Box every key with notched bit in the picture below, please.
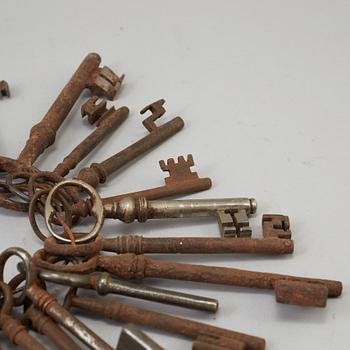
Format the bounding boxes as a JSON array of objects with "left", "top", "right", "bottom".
[
  {"left": 43, "top": 179, "right": 256, "bottom": 243},
  {"left": 70, "top": 154, "right": 212, "bottom": 218}
]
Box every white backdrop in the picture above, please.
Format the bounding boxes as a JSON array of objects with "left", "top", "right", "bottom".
[{"left": 0, "top": 1, "right": 349, "bottom": 349}]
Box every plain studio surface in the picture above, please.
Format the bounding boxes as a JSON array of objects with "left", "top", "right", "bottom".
[{"left": 0, "top": 1, "right": 348, "bottom": 349}]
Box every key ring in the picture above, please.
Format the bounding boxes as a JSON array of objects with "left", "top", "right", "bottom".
[
  {"left": 0, "top": 247, "right": 34, "bottom": 306},
  {"left": 45, "top": 179, "right": 104, "bottom": 243}
]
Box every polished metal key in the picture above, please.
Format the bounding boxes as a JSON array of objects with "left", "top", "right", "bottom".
[
  {"left": 44, "top": 179, "right": 257, "bottom": 243},
  {"left": 38, "top": 269, "right": 218, "bottom": 313}
]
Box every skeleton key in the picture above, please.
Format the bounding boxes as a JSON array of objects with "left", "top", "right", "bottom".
[
  {"left": 63, "top": 289, "right": 265, "bottom": 350},
  {"left": 6, "top": 103, "right": 129, "bottom": 206},
  {"left": 33, "top": 251, "right": 342, "bottom": 308},
  {"left": 0, "top": 281, "right": 47, "bottom": 350},
  {"left": 117, "top": 324, "right": 165, "bottom": 350},
  {"left": 193, "top": 335, "right": 246, "bottom": 350},
  {"left": 38, "top": 269, "right": 219, "bottom": 312},
  {"left": 75, "top": 99, "right": 184, "bottom": 188},
  {"left": 43, "top": 234, "right": 294, "bottom": 256},
  {"left": 70, "top": 154, "right": 212, "bottom": 218},
  {"left": 44, "top": 179, "right": 256, "bottom": 243},
  {"left": 16, "top": 53, "right": 123, "bottom": 171},
  {"left": 0, "top": 247, "right": 115, "bottom": 350},
  {"left": 7, "top": 272, "right": 83, "bottom": 350}
]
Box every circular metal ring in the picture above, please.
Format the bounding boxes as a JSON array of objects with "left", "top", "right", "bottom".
[
  {"left": 45, "top": 179, "right": 104, "bottom": 243},
  {"left": 29, "top": 188, "right": 73, "bottom": 242},
  {"left": 0, "top": 247, "right": 33, "bottom": 306},
  {"left": 5, "top": 172, "right": 32, "bottom": 202}
]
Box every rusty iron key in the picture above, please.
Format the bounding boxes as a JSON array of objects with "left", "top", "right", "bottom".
[
  {"left": 0, "top": 247, "right": 115, "bottom": 350},
  {"left": 44, "top": 179, "right": 256, "bottom": 243},
  {"left": 0, "top": 80, "right": 10, "bottom": 98},
  {"left": 7, "top": 272, "right": 83, "bottom": 350},
  {"left": 0, "top": 281, "right": 47, "bottom": 350},
  {"left": 38, "top": 269, "right": 219, "bottom": 312},
  {"left": 16, "top": 53, "right": 123, "bottom": 171},
  {"left": 75, "top": 99, "right": 184, "bottom": 188},
  {"left": 33, "top": 250, "right": 342, "bottom": 308},
  {"left": 63, "top": 289, "right": 265, "bottom": 350},
  {"left": 69, "top": 154, "right": 212, "bottom": 219},
  {"left": 43, "top": 235, "right": 294, "bottom": 256}
]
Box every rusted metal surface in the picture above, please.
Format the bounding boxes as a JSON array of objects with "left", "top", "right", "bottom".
[
  {"left": 0, "top": 282, "right": 47, "bottom": 350},
  {"left": 0, "top": 247, "right": 114, "bottom": 350},
  {"left": 53, "top": 105, "right": 129, "bottom": 177},
  {"left": 76, "top": 100, "right": 184, "bottom": 188},
  {"left": 0, "top": 80, "right": 10, "bottom": 97},
  {"left": 81, "top": 95, "right": 108, "bottom": 124},
  {"left": 64, "top": 289, "right": 265, "bottom": 350},
  {"left": 193, "top": 335, "right": 246, "bottom": 350},
  {"left": 262, "top": 214, "right": 291, "bottom": 239},
  {"left": 22, "top": 305, "right": 83, "bottom": 350},
  {"left": 43, "top": 235, "right": 294, "bottom": 256},
  {"left": 33, "top": 251, "right": 342, "bottom": 307},
  {"left": 16, "top": 53, "right": 123, "bottom": 171},
  {"left": 70, "top": 154, "right": 212, "bottom": 218}
]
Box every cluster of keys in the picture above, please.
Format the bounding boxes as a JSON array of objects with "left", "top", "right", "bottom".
[{"left": 0, "top": 53, "right": 343, "bottom": 350}]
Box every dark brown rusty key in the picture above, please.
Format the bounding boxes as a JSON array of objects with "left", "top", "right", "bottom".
[
  {"left": 0, "top": 80, "right": 10, "bottom": 98},
  {"left": 0, "top": 247, "right": 115, "bottom": 350},
  {"left": 75, "top": 99, "right": 184, "bottom": 188},
  {"left": 0, "top": 282, "right": 47, "bottom": 350},
  {"left": 43, "top": 235, "right": 294, "bottom": 256},
  {"left": 71, "top": 154, "right": 212, "bottom": 218},
  {"left": 63, "top": 289, "right": 265, "bottom": 350},
  {"left": 262, "top": 214, "right": 291, "bottom": 239},
  {"left": 16, "top": 53, "right": 123, "bottom": 171},
  {"left": 33, "top": 251, "right": 342, "bottom": 308},
  {"left": 53, "top": 104, "right": 129, "bottom": 177}
]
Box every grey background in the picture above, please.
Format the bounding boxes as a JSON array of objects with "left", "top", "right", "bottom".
[{"left": 0, "top": 1, "right": 349, "bottom": 349}]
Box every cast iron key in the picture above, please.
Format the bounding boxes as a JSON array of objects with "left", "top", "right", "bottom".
[{"left": 44, "top": 179, "right": 256, "bottom": 243}]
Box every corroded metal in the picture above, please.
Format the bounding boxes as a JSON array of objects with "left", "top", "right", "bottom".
[
  {"left": 0, "top": 80, "right": 10, "bottom": 97},
  {"left": 75, "top": 99, "right": 184, "bottom": 188},
  {"left": 0, "top": 282, "right": 47, "bottom": 350},
  {"left": 262, "top": 214, "right": 291, "bottom": 239},
  {"left": 33, "top": 251, "right": 342, "bottom": 307},
  {"left": 16, "top": 53, "right": 123, "bottom": 171},
  {"left": 43, "top": 235, "right": 294, "bottom": 256},
  {"left": 63, "top": 289, "right": 265, "bottom": 350},
  {"left": 39, "top": 270, "right": 219, "bottom": 312},
  {"left": 0, "top": 247, "right": 114, "bottom": 350},
  {"left": 53, "top": 105, "right": 129, "bottom": 177}
]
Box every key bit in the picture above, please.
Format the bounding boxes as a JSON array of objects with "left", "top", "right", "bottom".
[
  {"left": 0, "top": 80, "right": 10, "bottom": 98},
  {"left": 217, "top": 209, "right": 252, "bottom": 238},
  {"left": 262, "top": 214, "right": 291, "bottom": 239},
  {"left": 159, "top": 154, "right": 199, "bottom": 185},
  {"left": 140, "top": 99, "right": 166, "bottom": 132},
  {"left": 87, "top": 66, "right": 124, "bottom": 100},
  {"left": 117, "top": 324, "right": 165, "bottom": 350},
  {"left": 81, "top": 96, "right": 108, "bottom": 125}
]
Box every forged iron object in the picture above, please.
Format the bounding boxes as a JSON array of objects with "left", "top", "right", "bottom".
[
  {"left": 117, "top": 324, "right": 165, "bottom": 350},
  {"left": 63, "top": 289, "right": 265, "bottom": 350},
  {"left": 43, "top": 234, "right": 294, "bottom": 256},
  {"left": 193, "top": 335, "right": 246, "bottom": 350},
  {"left": 0, "top": 247, "right": 115, "bottom": 350},
  {"left": 34, "top": 250, "right": 342, "bottom": 308},
  {"left": 38, "top": 269, "right": 219, "bottom": 313},
  {"left": 0, "top": 53, "right": 124, "bottom": 211},
  {"left": 0, "top": 282, "right": 47, "bottom": 350},
  {"left": 44, "top": 179, "right": 256, "bottom": 243},
  {"left": 0, "top": 80, "right": 10, "bottom": 97}
]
